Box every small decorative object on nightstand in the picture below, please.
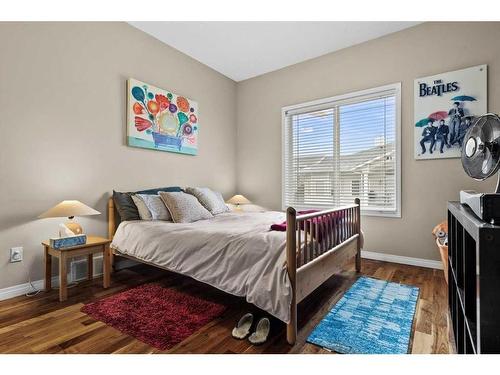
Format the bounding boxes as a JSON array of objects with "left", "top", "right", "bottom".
[
  {"left": 38, "top": 200, "right": 100, "bottom": 236},
  {"left": 42, "top": 236, "right": 112, "bottom": 302},
  {"left": 227, "top": 194, "right": 251, "bottom": 211}
]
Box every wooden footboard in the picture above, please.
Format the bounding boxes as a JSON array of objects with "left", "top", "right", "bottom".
[{"left": 286, "top": 198, "right": 361, "bottom": 345}]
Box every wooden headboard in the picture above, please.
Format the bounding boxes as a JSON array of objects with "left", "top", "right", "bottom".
[{"left": 108, "top": 197, "right": 117, "bottom": 239}]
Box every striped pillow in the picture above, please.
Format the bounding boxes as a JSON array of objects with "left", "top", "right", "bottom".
[
  {"left": 136, "top": 194, "right": 172, "bottom": 221},
  {"left": 131, "top": 195, "right": 153, "bottom": 221}
]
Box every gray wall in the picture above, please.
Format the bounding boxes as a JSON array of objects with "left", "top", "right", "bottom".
[
  {"left": 236, "top": 22, "right": 499, "bottom": 261},
  {"left": 1, "top": 22, "right": 499, "bottom": 291},
  {"left": 0, "top": 22, "right": 237, "bottom": 289}
]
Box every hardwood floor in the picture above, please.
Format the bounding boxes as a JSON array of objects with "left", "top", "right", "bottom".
[{"left": 0, "top": 259, "right": 453, "bottom": 354}]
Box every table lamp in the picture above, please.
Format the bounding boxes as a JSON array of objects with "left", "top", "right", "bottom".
[
  {"left": 227, "top": 194, "right": 251, "bottom": 211},
  {"left": 38, "top": 200, "right": 100, "bottom": 235}
]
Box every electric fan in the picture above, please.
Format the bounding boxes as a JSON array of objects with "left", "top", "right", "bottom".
[{"left": 460, "top": 113, "right": 500, "bottom": 224}]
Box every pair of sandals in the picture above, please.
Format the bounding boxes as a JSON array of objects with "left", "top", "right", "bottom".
[{"left": 231, "top": 313, "right": 270, "bottom": 345}]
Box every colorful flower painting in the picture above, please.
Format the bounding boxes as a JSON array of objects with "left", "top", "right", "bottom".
[{"left": 127, "top": 78, "right": 199, "bottom": 155}]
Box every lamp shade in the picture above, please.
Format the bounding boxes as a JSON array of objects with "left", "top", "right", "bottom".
[
  {"left": 38, "top": 200, "right": 100, "bottom": 219},
  {"left": 226, "top": 194, "right": 251, "bottom": 205}
]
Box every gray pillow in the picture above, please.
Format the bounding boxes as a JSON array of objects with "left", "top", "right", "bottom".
[
  {"left": 159, "top": 191, "right": 213, "bottom": 223},
  {"left": 136, "top": 194, "right": 172, "bottom": 221},
  {"left": 131, "top": 195, "right": 153, "bottom": 220},
  {"left": 185, "top": 187, "right": 229, "bottom": 215}
]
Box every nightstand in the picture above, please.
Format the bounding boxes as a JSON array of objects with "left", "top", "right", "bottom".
[{"left": 42, "top": 236, "right": 112, "bottom": 301}]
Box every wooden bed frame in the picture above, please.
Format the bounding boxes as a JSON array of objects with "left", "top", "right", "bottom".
[{"left": 107, "top": 197, "right": 361, "bottom": 345}]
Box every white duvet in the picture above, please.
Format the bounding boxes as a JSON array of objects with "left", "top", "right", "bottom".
[{"left": 111, "top": 211, "right": 293, "bottom": 322}]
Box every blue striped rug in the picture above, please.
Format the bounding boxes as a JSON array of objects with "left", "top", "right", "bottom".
[{"left": 307, "top": 276, "right": 419, "bottom": 354}]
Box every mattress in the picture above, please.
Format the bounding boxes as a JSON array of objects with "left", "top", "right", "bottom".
[{"left": 110, "top": 211, "right": 293, "bottom": 322}]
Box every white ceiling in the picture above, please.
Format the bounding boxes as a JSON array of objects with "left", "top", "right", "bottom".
[{"left": 129, "top": 22, "right": 420, "bottom": 82}]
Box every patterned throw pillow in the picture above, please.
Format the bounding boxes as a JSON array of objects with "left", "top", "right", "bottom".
[
  {"left": 159, "top": 191, "right": 213, "bottom": 223},
  {"left": 131, "top": 195, "right": 153, "bottom": 220},
  {"left": 185, "top": 187, "right": 230, "bottom": 215},
  {"left": 136, "top": 194, "right": 172, "bottom": 221}
]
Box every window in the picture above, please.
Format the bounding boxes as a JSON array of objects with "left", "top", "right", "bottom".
[{"left": 282, "top": 83, "right": 401, "bottom": 217}]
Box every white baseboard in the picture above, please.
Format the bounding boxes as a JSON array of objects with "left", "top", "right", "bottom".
[
  {"left": 0, "top": 255, "right": 137, "bottom": 302},
  {"left": 0, "top": 276, "right": 60, "bottom": 301},
  {"left": 362, "top": 250, "right": 443, "bottom": 270},
  {"left": 0, "top": 250, "right": 442, "bottom": 301},
  {"left": 0, "top": 254, "right": 110, "bottom": 301},
  {"left": 0, "top": 257, "right": 107, "bottom": 301}
]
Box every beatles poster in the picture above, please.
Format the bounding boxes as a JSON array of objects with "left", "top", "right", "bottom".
[{"left": 414, "top": 65, "right": 487, "bottom": 160}]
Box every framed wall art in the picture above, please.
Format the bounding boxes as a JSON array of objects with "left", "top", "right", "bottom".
[
  {"left": 127, "top": 78, "right": 199, "bottom": 155},
  {"left": 414, "top": 65, "right": 487, "bottom": 160}
]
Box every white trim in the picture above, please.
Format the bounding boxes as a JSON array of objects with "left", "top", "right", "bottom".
[
  {"left": 0, "top": 254, "right": 111, "bottom": 301},
  {"left": 0, "top": 276, "right": 60, "bottom": 301},
  {"left": 0, "top": 256, "right": 102, "bottom": 301},
  {"left": 282, "top": 83, "right": 401, "bottom": 115},
  {"left": 0, "top": 256, "right": 138, "bottom": 301},
  {"left": 0, "top": 250, "right": 441, "bottom": 301},
  {"left": 281, "top": 82, "right": 402, "bottom": 218},
  {"left": 0, "top": 281, "right": 41, "bottom": 301},
  {"left": 281, "top": 105, "right": 286, "bottom": 212},
  {"left": 361, "top": 250, "right": 443, "bottom": 270}
]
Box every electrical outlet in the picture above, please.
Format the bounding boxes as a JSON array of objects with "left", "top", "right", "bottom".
[{"left": 10, "top": 247, "right": 23, "bottom": 263}]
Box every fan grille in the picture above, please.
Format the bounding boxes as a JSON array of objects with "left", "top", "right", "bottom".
[{"left": 461, "top": 113, "right": 500, "bottom": 181}]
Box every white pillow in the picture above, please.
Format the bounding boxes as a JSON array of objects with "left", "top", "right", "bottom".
[{"left": 136, "top": 194, "right": 172, "bottom": 221}]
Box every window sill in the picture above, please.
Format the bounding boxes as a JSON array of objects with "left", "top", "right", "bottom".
[{"left": 361, "top": 210, "right": 401, "bottom": 218}]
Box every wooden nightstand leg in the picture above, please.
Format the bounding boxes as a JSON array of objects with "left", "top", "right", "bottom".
[
  {"left": 59, "top": 253, "right": 68, "bottom": 302},
  {"left": 87, "top": 253, "right": 93, "bottom": 280},
  {"left": 110, "top": 249, "right": 115, "bottom": 273},
  {"left": 44, "top": 246, "right": 52, "bottom": 291},
  {"left": 103, "top": 244, "right": 111, "bottom": 288}
]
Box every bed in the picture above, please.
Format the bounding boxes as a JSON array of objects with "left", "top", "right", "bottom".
[{"left": 107, "top": 197, "right": 361, "bottom": 345}]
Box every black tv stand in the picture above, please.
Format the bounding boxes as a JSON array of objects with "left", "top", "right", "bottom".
[{"left": 448, "top": 202, "right": 500, "bottom": 353}]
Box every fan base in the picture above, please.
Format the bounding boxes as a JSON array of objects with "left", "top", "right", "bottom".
[{"left": 460, "top": 188, "right": 500, "bottom": 225}]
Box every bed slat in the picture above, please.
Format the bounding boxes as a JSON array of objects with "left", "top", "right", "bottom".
[{"left": 286, "top": 200, "right": 361, "bottom": 345}]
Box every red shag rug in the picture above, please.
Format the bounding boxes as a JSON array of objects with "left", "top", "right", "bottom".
[{"left": 81, "top": 283, "right": 227, "bottom": 350}]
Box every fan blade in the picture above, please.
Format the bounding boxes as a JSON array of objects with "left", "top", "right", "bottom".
[{"left": 482, "top": 148, "right": 493, "bottom": 175}]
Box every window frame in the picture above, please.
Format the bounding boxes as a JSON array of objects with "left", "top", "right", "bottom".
[{"left": 281, "top": 82, "right": 402, "bottom": 218}]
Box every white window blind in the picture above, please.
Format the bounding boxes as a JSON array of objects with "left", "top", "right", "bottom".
[{"left": 282, "top": 83, "right": 401, "bottom": 217}]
